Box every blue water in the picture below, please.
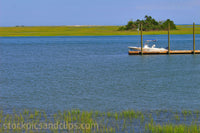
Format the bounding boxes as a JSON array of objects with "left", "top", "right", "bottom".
[{"left": 0, "top": 35, "right": 200, "bottom": 112}]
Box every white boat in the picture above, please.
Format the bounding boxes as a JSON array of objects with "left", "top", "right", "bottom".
[{"left": 128, "top": 40, "right": 168, "bottom": 52}]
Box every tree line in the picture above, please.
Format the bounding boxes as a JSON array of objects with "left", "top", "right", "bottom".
[{"left": 118, "top": 15, "right": 176, "bottom": 31}]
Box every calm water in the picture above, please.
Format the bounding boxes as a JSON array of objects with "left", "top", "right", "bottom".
[{"left": 0, "top": 35, "right": 200, "bottom": 113}]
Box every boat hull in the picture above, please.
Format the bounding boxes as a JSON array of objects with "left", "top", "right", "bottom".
[{"left": 128, "top": 47, "right": 168, "bottom": 52}]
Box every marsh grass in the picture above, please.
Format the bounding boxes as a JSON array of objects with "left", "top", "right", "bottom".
[
  {"left": 0, "top": 109, "right": 200, "bottom": 133},
  {"left": 0, "top": 25, "right": 199, "bottom": 37}
]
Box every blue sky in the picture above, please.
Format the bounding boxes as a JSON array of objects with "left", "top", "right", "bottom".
[{"left": 0, "top": 0, "right": 199, "bottom": 26}]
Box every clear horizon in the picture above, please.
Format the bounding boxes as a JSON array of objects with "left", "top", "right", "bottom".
[
  {"left": 0, "top": 0, "right": 200, "bottom": 27},
  {"left": 1, "top": 24, "right": 200, "bottom": 28}
]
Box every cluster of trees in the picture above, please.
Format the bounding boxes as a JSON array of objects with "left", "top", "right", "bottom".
[
  {"left": 118, "top": 15, "right": 176, "bottom": 31},
  {"left": 16, "top": 25, "right": 25, "bottom": 27}
]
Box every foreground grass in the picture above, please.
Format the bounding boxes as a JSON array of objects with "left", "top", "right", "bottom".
[
  {"left": 1, "top": 109, "right": 200, "bottom": 133},
  {"left": 0, "top": 25, "right": 199, "bottom": 37}
]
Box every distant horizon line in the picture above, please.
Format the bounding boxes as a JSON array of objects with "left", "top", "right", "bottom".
[{"left": 0, "top": 24, "right": 199, "bottom": 27}]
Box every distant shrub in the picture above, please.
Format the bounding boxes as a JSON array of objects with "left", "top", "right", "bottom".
[
  {"left": 119, "top": 15, "right": 176, "bottom": 31},
  {"left": 118, "top": 26, "right": 126, "bottom": 31}
]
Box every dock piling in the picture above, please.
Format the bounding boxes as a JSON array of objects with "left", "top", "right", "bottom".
[
  {"left": 193, "top": 22, "right": 195, "bottom": 54},
  {"left": 140, "top": 24, "right": 143, "bottom": 55},
  {"left": 168, "top": 23, "right": 170, "bottom": 54}
]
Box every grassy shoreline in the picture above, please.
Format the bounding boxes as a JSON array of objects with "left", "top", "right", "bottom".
[
  {"left": 1, "top": 109, "right": 200, "bottom": 133},
  {"left": 0, "top": 25, "right": 199, "bottom": 37}
]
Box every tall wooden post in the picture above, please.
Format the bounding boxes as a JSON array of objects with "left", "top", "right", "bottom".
[
  {"left": 140, "top": 24, "right": 143, "bottom": 55},
  {"left": 168, "top": 23, "right": 170, "bottom": 54},
  {"left": 193, "top": 22, "right": 195, "bottom": 54}
]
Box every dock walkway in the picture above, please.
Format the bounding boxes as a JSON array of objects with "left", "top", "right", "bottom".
[{"left": 129, "top": 50, "right": 200, "bottom": 55}]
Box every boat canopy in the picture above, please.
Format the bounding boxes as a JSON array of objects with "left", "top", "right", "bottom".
[{"left": 145, "top": 39, "right": 156, "bottom": 42}]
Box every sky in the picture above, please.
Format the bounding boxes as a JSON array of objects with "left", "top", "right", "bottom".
[{"left": 0, "top": 0, "right": 199, "bottom": 26}]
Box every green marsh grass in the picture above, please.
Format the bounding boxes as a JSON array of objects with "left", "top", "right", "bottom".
[
  {"left": 0, "top": 109, "right": 200, "bottom": 132},
  {"left": 0, "top": 25, "right": 200, "bottom": 37}
]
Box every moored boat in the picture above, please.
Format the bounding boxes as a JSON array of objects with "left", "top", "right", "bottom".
[{"left": 128, "top": 40, "right": 168, "bottom": 52}]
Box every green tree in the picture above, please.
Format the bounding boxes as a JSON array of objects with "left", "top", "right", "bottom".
[
  {"left": 125, "top": 20, "right": 136, "bottom": 30},
  {"left": 118, "top": 15, "right": 176, "bottom": 31},
  {"left": 161, "top": 19, "right": 176, "bottom": 30}
]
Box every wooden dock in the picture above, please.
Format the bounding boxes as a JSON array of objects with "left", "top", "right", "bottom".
[
  {"left": 130, "top": 23, "right": 199, "bottom": 55},
  {"left": 129, "top": 50, "right": 200, "bottom": 55}
]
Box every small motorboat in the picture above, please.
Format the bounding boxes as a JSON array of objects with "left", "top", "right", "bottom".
[{"left": 128, "top": 40, "right": 168, "bottom": 52}]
